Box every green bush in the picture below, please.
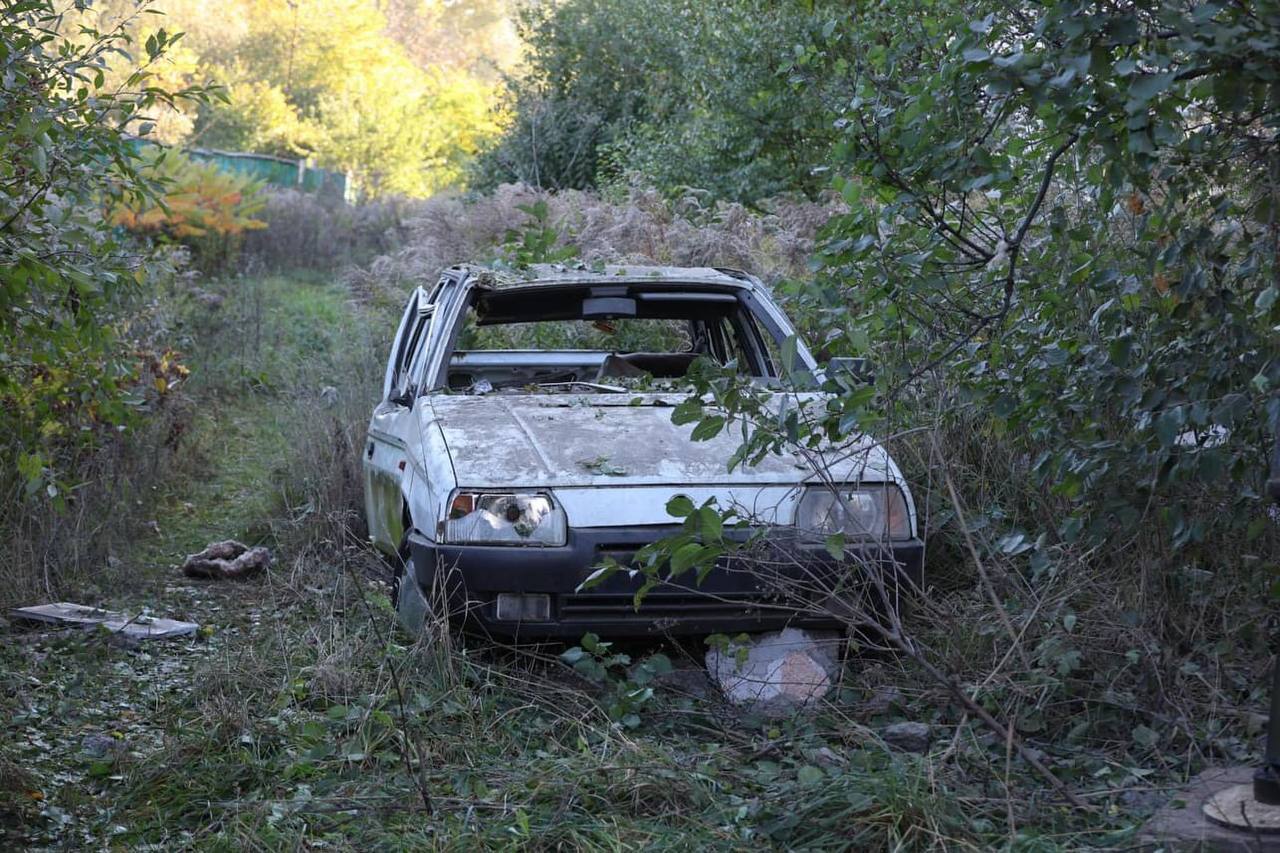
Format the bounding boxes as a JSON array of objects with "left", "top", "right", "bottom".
[
  {"left": 804, "top": 0, "right": 1280, "bottom": 550},
  {"left": 0, "top": 1, "right": 214, "bottom": 601},
  {"left": 0, "top": 1, "right": 214, "bottom": 492},
  {"left": 471, "top": 0, "right": 836, "bottom": 202}
]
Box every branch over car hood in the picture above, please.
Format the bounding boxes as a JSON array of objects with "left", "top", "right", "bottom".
[{"left": 427, "top": 393, "right": 896, "bottom": 489}]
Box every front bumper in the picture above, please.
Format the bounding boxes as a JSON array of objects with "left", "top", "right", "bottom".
[{"left": 407, "top": 524, "right": 924, "bottom": 638}]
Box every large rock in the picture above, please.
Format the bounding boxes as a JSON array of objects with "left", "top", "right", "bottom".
[
  {"left": 705, "top": 628, "right": 842, "bottom": 716},
  {"left": 881, "top": 721, "right": 931, "bottom": 753}
]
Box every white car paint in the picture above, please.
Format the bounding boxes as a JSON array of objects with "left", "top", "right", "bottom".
[{"left": 363, "top": 264, "right": 917, "bottom": 557}]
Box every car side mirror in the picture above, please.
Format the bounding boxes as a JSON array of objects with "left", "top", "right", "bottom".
[
  {"left": 389, "top": 387, "right": 416, "bottom": 408},
  {"left": 826, "top": 357, "right": 875, "bottom": 385}
]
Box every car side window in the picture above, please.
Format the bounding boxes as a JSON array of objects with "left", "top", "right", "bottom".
[
  {"left": 403, "top": 305, "right": 438, "bottom": 396},
  {"left": 393, "top": 311, "right": 431, "bottom": 400}
]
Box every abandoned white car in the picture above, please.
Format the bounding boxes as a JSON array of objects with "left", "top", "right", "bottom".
[{"left": 364, "top": 264, "right": 923, "bottom": 637}]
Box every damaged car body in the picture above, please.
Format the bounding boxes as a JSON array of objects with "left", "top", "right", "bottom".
[{"left": 364, "top": 264, "right": 923, "bottom": 638}]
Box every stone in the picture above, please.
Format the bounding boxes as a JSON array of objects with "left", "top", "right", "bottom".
[
  {"left": 705, "top": 628, "right": 842, "bottom": 717},
  {"left": 813, "top": 746, "right": 847, "bottom": 767},
  {"left": 863, "top": 685, "right": 905, "bottom": 716},
  {"left": 881, "top": 721, "right": 931, "bottom": 753},
  {"left": 81, "top": 734, "right": 125, "bottom": 759}
]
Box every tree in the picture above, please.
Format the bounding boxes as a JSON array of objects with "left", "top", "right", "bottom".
[
  {"left": 472, "top": 0, "right": 838, "bottom": 201},
  {"left": 797, "top": 0, "right": 1279, "bottom": 547},
  {"left": 0, "top": 0, "right": 213, "bottom": 495},
  {"left": 183, "top": 0, "right": 505, "bottom": 197}
]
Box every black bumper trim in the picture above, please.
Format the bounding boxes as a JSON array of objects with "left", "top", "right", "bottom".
[{"left": 408, "top": 525, "right": 923, "bottom": 638}]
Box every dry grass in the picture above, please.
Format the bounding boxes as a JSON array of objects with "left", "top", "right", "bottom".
[
  {"left": 240, "top": 189, "right": 413, "bottom": 274},
  {"left": 343, "top": 182, "right": 841, "bottom": 308}
]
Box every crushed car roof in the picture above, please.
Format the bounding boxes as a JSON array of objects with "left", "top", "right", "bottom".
[{"left": 454, "top": 263, "right": 759, "bottom": 290}]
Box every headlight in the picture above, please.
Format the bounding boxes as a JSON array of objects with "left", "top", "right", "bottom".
[
  {"left": 795, "top": 485, "right": 911, "bottom": 540},
  {"left": 443, "top": 491, "right": 567, "bottom": 546}
]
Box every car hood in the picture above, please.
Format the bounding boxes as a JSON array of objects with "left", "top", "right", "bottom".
[{"left": 427, "top": 393, "right": 896, "bottom": 488}]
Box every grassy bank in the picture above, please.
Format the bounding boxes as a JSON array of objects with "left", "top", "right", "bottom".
[{"left": 0, "top": 271, "right": 1201, "bottom": 850}]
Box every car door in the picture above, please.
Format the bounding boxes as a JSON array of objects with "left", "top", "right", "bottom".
[{"left": 364, "top": 285, "right": 435, "bottom": 553}]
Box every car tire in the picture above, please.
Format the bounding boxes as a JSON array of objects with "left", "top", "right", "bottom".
[
  {"left": 389, "top": 548, "right": 403, "bottom": 609},
  {"left": 394, "top": 537, "right": 428, "bottom": 635},
  {"left": 394, "top": 537, "right": 456, "bottom": 639}
]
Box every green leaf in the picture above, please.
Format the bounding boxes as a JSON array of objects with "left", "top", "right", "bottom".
[
  {"left": 1128, "top": 72, "right": 1177, "bottom": 105},
  {"left": 780, "top": 335, "right": 799, "bottom": 375},
  {"left": 1154, "top": 409, "right": 1183, "bottom": 446},
  {"left": 1132, "top": 725, "right": 1159, "bottom": 749},
  {"left": 1256, "top": 287, "right": 1278, "bottom": 313},
  {"left": 797, "top": 765, "right": 826, "bottom": 786},
  {"left": 690, "top": 415, "right": 726, "bottom": 441},
  {"left": 671, "top": 397, "right": 704, "bottom": 425},
  {"left": 665, "top": 495, "right": 695, "bottom": 518},
  {"left": 696, "top": 505, "right": 723, "bottom": 543},
  {"left": 669, "top": 542, "right": 706, "bottom": 575}
]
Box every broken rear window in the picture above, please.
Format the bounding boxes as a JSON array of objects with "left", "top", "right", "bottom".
[
  {"left": 439, "top": 283, "right": 777, "bottom": 393},
  {"left": 459, "top": 317, "right": 693, "bottom": 352}
]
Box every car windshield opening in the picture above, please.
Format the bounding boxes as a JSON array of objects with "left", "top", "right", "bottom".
[{"left": 443, "top": 285, "right": 775, "bottom": 394}]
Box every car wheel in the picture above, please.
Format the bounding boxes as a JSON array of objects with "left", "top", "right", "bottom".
[
  {"left": 394, "top": 537, "right": 457, "bottom": 640},
  {"left": 394, "top": 538, "right": 430, "bottom": 635},
  {"left": 389, "top": 551, "right": 402, "bottom": 609}
]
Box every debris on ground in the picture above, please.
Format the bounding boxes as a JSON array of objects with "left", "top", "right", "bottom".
[
  {"left": 9, "top": 602, "right": 199, "bottom": 640},
  {"left": 578, "top": 455, "right": 628, "bottom": 476},
  {"left": 705, "top": 627, "right": 842, "bottom": 716},
  {"left": 880, "top": 721, "right": 932, "bottom": 753},
  {"left": 80, "top": 734, "right": 127, "bottom": 759},
  {"left": 181, "top": 540, "right": 272, "bottom": 580}
]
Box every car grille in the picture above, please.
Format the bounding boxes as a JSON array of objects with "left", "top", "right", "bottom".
[{"left": 558, "top": 591, "right": 805, "bottom": 621}]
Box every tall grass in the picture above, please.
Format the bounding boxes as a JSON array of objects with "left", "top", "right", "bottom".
[
  {"left": 336, "top": 181, "right": 1280, "bottom": 834},
  {"left": 0, "top": 258, "right": 199, "bottom": 607},
  {"left": 342, "top": 182, "right": 841, "bottom": 308},
  {"left": 239, "top": 189, "right": 414, "bottom": 274}
]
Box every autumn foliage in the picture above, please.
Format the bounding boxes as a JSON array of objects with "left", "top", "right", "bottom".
[{"left": 111, "top": 150, "right": 267, "bottom": 269}]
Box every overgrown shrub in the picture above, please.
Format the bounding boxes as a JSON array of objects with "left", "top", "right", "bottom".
[
  {"left": 111, "top": 149, "right": 267, "bottom": 273},
  {"left": 472, "top": 0, "right": 836, "bottom": 201},
  {"left": 0, "top": 245, "right": 197, "bottom": 606},
  {"left": 240, "top": 189, "right": 412, "bottom": 273},
  {"left": 605, "top": 0, "right": 1280, "bottom": 785},
  {"left": 1, "top": 1, "right": 216, "bottom": 601}
]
